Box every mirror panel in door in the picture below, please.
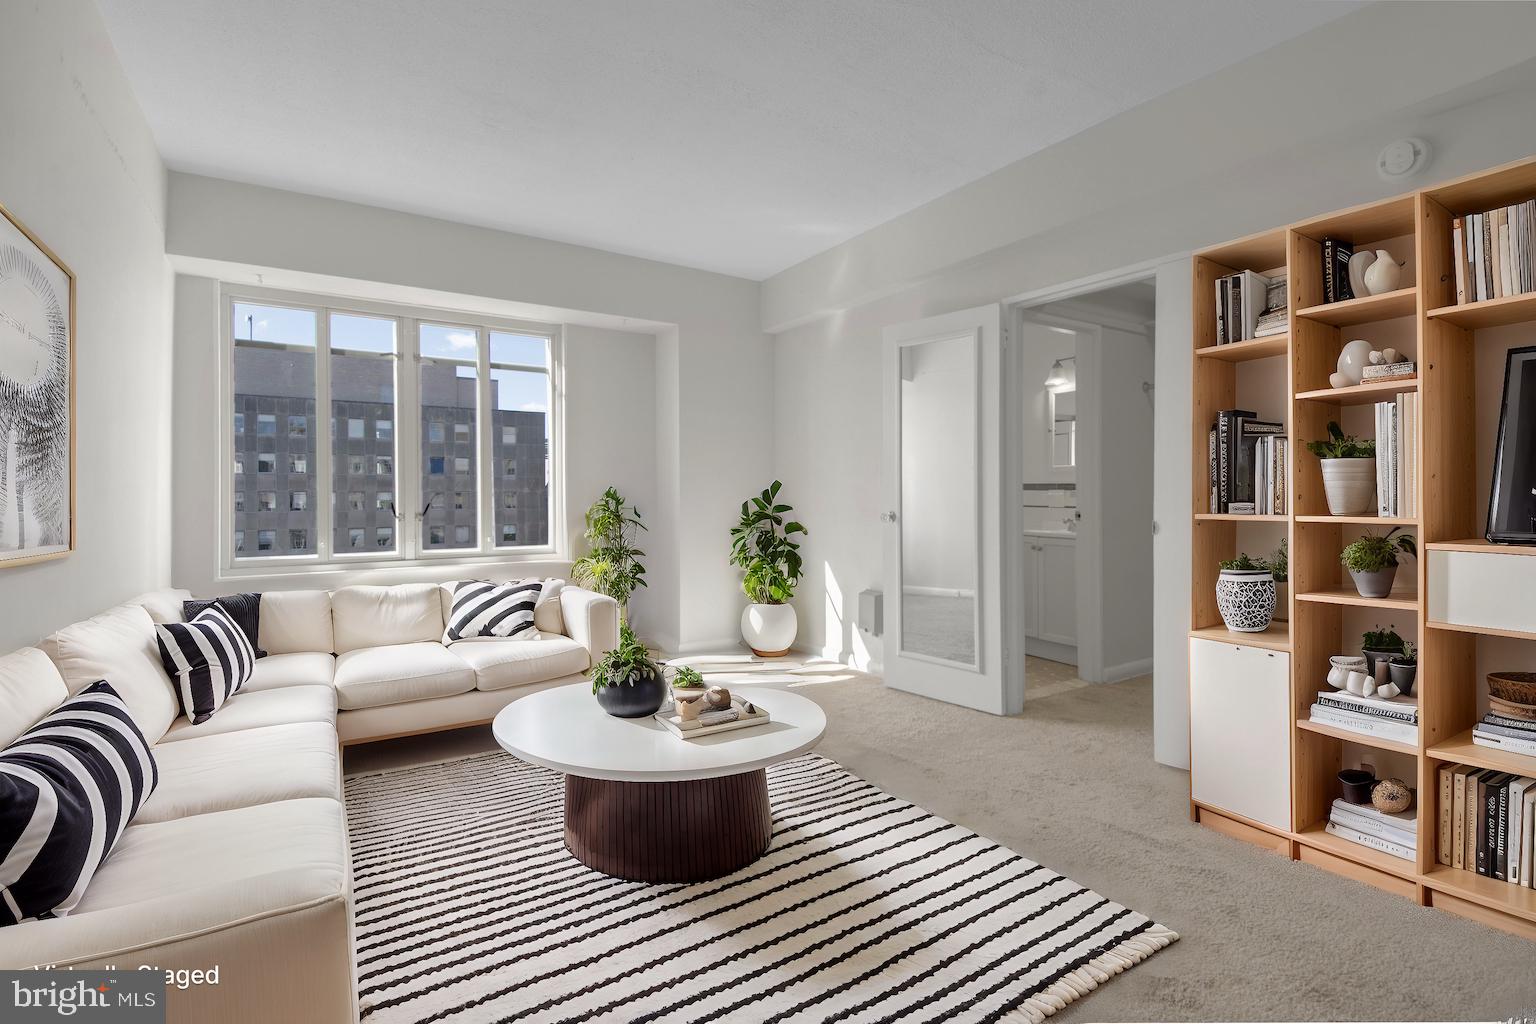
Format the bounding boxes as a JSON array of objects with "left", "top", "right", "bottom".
[{"left": 899, "top": 334, "right": 979, "bottom": 667}]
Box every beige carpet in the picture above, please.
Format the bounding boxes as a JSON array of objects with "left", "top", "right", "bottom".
[{"left": 346, "top": 658, "right": 1536, "bottom": 1021}]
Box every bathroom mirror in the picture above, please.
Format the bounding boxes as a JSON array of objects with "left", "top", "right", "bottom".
[
  {"left": 1050, "top": 390, "right": 1076, "bottom": 469},
  {"left": 898, "top": 332, "right": 979, "bottom": 667}
]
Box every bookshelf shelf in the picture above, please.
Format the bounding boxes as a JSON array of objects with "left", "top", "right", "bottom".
[
  {"left": 1191, "top": 154, "right": 1536, "bottom": 942},
  {"left": 1189, "top": 622, "right": 1290, "bottom": 652},
  {"left": 1428, "top": 728, "right": 1536, "bottom": 777},
  {"left": 1295, "top": 378, "right": 1418, "bottom": 406},
  {"left": 1294, "top": 586, "right": 1418, "bottom": 611},
  {"left": 1297, "top": 717, "right": 1419, "bottom": 757},
  {"left": 1193, "top": 513, "right": 1287, "bottom": 522},
  {"left": 1194, "top": 335, "right": 1288, "bottom": 361},
  {"left": 1426, "top": 291, "right": 1536, "bottom": 330},
  {"left": 1296, "top": 287, "right": 1417, "bottom": 326}
]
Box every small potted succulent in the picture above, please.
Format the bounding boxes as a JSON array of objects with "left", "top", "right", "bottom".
[
  {"left": 1215, "top": 552, "right": 1276, "bottom": 633},
  {"left": 669, "top": 665, "right": 705, "bottom": 694},
  {"left": 588, "top": 623, "right": 666, "bottom": 718},
  {"left": 1360, "top": 626, "right": 1406, "bottom": 678},
  {"left": 1388, "top": 640, "right": 1418, "bottom": 696},
  {"left": 1305, "top": 421, "right": 1376, "bottom": 516},
  {"left": 1340, "top": 527, "right": 1415, "bottom": 598}
]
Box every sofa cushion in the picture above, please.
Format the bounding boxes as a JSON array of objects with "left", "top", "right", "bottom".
[
  {"left": 258, "top": 590, "right": 334, "bottom": 656},
  {"left": 0, "top": 681, "right": 157, "bottom": 923},
  {"left": 127, "top": 588, "right": 194, "bottom": 625},
  {"left": 73, "top": 797, "right": 344, "bottom": 916},
  {"left": 242, "top": 652, "right": 335, "bottom": 693},
  {"left": 453, "top": 635, "right": 591, "bottom": 692},
  {"left": 183, "top": 593, "right": 267, "bottom": 658},
  {"left": 39, "top": 603, "right": 179, "bottom": 743},
  {"left": 0, "top": 648, "right": 69, "bottom": 748},
  {"left": 136, "top": 722, "right": 339, "bottom": 824},
  {"left": 332, "top": 584, "right": 443, "bottom": 654},
  {"left": 154, "top": 605, "right": 257, "bottom": 724},
  {"left": 333, "top": 642, "right": 474, "bottom": 710},
  {"left": 159, "top": 685, "right": 336, "bottom": 743},
  {"left": 439, "top": 578, "right": 565, "bottom": 636},
  {"left": 443, "top": 579, "right": 541, "bottom": 642}
]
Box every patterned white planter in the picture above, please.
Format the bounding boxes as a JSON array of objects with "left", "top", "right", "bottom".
[{"left": 1215, "top": 568, "right": 1276, "bottom": 632}]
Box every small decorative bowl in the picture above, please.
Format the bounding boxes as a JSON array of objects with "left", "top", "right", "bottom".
[
  {"left": 1489, "top": 695, "right": 1536, "bottom": 721},
  {"left": 1488, "top": 672, "right": 1536, "bottom": 706},
  {"left": 1338, "top": 768, "right": 1376, "bottom": 805}
]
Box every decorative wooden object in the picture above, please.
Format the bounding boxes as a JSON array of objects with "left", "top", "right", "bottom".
[{"left": 1189, "top": 154, "right": 1536, "bottom": 942}]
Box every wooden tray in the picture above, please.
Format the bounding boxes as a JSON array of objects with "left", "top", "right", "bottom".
[{"left": 654, "top": 700, "right": 771, "bottom": 740}]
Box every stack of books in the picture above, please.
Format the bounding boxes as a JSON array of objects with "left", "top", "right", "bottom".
[
  {"left": 1373, "top": 394, "right": 1418, "bottom": 518},
  {"left": 1473, "top": 710, "right": 1536, "bottom": 757},
  {"left": 1437, "top": 765, "right": 1536, "bottom": 885},
  {"left": 1326, "top": 797, "right": 1416, "bottom": 862},
  {"left": 1213, "top": 270, "right": 1272, "bottom": 344},
  {"left": 1207, "top": 409, "right": 1287, "bottom": 514},
  {"left": 1321, "top": 238, "right": 1355, "bottom": 303},
  {"left": 1309, "top": 689, "right": 1419, "bottom": 745},
  {"left": 1453, "top": 201, "right": 1536, "bottom": 304}
]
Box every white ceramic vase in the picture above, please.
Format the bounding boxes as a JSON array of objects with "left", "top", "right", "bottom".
[
  {"left": 1320, "top": 457, "right": 1376, "bottom": 515},
  {"left": 741, "top": 603, "right": 797, "bottom": 657}
]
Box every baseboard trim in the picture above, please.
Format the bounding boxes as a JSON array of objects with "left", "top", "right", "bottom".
[{"left": 1102, "top": 657, "right": 1153, "bottom": 683}]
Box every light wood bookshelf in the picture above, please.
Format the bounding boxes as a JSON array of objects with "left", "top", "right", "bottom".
[{"left": 1189, "top": 154, "right": 1536, "bottom": 941}]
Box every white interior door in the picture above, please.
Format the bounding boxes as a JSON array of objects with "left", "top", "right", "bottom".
[{"left": 882, "top": 305, "right": 1022, "bottom": 715}]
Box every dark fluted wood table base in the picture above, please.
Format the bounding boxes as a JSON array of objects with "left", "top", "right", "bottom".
[{"left": 564, "top": 769, "right": 774, "bottom": 882}]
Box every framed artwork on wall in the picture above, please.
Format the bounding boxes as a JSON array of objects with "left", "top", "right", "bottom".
[
  {"left": 0, "top": 201, "right": 74, "bottom": 567},
  {"left": 1487, "top": 345, "right": 1536, "bottom": 545}
]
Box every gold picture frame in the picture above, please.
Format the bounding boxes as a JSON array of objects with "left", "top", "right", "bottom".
[{"left": 0, "top": 200, "right": 75, "bottom": 567}]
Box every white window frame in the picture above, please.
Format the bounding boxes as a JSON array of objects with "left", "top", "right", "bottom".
[{"left": 218, "top": 283, "right": 565, "bottom": 579}]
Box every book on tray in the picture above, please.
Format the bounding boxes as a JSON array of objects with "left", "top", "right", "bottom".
[
  {"left": 1453, "top": 200, "right": 1536, "bottom": 304},
  {"left": 1208, "top": 409, "right": 1286, "bottom": 514},
  {"left": 1309, "top": 690, "right": 1419, "bottom": 745},
  {"left": 1326, "top": 797, "right": 1415, "bottom": 862},
  {"left": 1438, "top": 763, "right": 1536, "bottom": 885}
]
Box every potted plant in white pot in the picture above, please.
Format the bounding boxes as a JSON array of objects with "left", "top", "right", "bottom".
[
  {"left": 571, "top": 487, "right": 646, "bottom": 621},
  {"left": 729, "top": 480, "right": 807, "bottom": 657},
  {"left": 1215, "top": 553, "right": 1276, "bottom": 633},
  {"left": 1340, "top": 527, "right": 1415, "bottom": 598},
  {"left": 1305, "top": 421, "right": 1376, "bottom": 516}
]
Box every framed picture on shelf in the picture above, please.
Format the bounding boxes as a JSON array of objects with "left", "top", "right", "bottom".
[
  {"left": 1487, "top": 345, "right": 1536, "bottom": 545},
  {"left": 0, "top": 201, "right": 75, "bottom": 567}
]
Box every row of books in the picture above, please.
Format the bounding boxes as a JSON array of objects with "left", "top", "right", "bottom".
[
  {"left": 1213, "top": 272, "right": 1287, "bottom": 344},
  {"left": 1436, "top": 764, "right": 1536, "bottom": 886},
  {"left": 1207, "top": 410, "right": 1287, "bottom": 514},
  {"left": 1309, "top": 689, "right": 1419, "bottom": 746},
  {"left": 1327, "top": 797, "right": 1416, "bottom": 862},
  {"left": 1473, "top": 709, "right": 1536, "bottom": 759},
  {"left": 1373, "top": 394, "right": 1418, "bottom": 518},
  {"left": 1321, "top": 239, "right": 1356, "bottom": 304},
  {"left": 1453, "top": 201, "right": 1536, "bottom": 305}
]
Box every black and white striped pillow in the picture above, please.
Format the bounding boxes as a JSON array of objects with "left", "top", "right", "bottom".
[
  {"left": 0, "top": 681, "right": 158, "bottom": 924},
  {"left": 443, "top": 580, "right": 543, "bottom": 643},
  {"left": 154, "top": 604, "right": 256, "bottom": 724}
]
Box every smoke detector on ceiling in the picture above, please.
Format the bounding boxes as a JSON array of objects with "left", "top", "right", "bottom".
[{"left": 1377, "top": 138, "right": 1431, "bottom": 182}]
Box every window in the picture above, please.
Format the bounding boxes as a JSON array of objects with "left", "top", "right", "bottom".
[{"left": 226, "top": 288, "right": 557, "bottom": 569}]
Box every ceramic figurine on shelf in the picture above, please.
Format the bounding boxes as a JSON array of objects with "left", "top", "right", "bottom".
[{"left": 1362, "top": 250, "right": 1405, "bottom": 295}]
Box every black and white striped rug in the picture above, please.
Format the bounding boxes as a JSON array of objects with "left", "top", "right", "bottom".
[{"left": 345, "top": 752, "right": 1175, "bottom": 1024}]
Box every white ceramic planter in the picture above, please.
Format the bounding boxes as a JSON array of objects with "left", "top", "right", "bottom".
[
  {"left": 741, "top": 603, "right": 797, "bottom": 657},
  {"left": 1320, "top": 458, "right": 1376, "bottom": 515},
  {"left": 1215, "top": 568, "right": 1276, "bottom": 632}
]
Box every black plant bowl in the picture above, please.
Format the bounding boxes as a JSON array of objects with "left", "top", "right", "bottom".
[{"left": 594, "top": 669, "right": 666, "bottom": 718}]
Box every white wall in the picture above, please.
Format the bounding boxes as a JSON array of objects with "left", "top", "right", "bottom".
[
  {"left": 0, "top": 0, "right": 170, "bottom": 652},
  {"left": 768, "top": 4, "right": 1536, "bottom": 765},
  {"left": 163, "top": 175, "right": 770, "bottom": 653}
]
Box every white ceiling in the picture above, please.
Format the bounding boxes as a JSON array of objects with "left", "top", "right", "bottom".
[{"left": 97, "top": 1, "right": 1354, "bottom": 280}]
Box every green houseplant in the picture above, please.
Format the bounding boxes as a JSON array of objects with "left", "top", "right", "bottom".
[
  {"left": 1388, "top": 640, "right": 1418, "bottom": 696},
  {"left": 571, "top": 487, "right": 646, "bottom": 619},
  {"left": 588, "top": 623, "right": 666, "bottom": 718},
  {"left": 670, "top": 665, "right": 705, "bottom": 690},
  {"left": 1305, "top": 421, "right": 1377, "bottom": 516},
  {"left": 729, "top": 480, "right": 807, "bottom": 657},
  {"left": 1360, "top": 625, "right": 1407, "bottom": 677},
  {"left": 1340, "top": 528, "right": 1415, "bottom": 598}
]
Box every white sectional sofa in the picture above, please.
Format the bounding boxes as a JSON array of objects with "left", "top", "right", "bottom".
[{"left": 0, "top": 580, "right": 619, "bottom": 1024}]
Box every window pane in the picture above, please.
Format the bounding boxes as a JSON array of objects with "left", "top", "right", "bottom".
[
  {"left": 233, "top": 303, "right": 316, "bottom": 560},
  {"left": 330, "top": 313, "right": 398, "bottom": 557},
  {"left": 491, "top": 365, "right": 550, "bottom": 548},
  {"left": 289, "top": 529, "right": 308, "bottom": 551},
  {"left": 420, "top": 324, "right": 478, "bottom": 551},
  {"left": 489, "top": 331, "right": 548, "bottom": 368}
]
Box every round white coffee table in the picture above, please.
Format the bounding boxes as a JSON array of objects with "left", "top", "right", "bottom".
[{"left": 493, "top": 683, "right": 826, "bottom": 881}]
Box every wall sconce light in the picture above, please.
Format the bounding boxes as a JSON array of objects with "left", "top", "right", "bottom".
[{"left": 1044, "top": 357, "right": 1076, "bottom": 393}]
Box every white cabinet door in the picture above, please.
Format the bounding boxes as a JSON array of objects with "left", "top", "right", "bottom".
[
  {"left": 1037, "top": 537, "right": 1077, "bottom": 646},
  {"left": 1189, "top": 638, "right": 1291, "bottom": 831}
]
